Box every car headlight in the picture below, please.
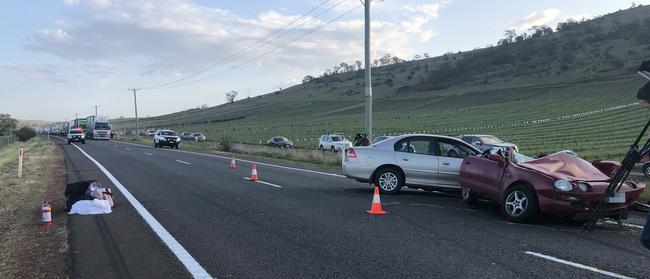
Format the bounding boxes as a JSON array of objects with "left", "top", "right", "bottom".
[
  {"left": 577, "top": 182, "right": 590, "bottom": 192},
  {"left": 554, "top": 180, "right": 573, "bottom": 191}
]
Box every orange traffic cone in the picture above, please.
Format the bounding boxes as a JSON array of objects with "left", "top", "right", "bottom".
[
  {"left": 367, "top": 185, "right": 386, "bottom": 215},
  {"left": 250, "top": 164, "right": 259, "bottom": 181},
  {"left": 229, "top": 157, "right": 237, "bottom": 169}
]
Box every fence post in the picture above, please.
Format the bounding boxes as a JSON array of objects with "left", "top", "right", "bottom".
[{"left": 18, "top": 148, "right": 23, "bottom": 178}]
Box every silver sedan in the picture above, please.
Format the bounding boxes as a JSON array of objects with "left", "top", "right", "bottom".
[{"left": 342, "top": 134, "right": 480, "bottom": 194}]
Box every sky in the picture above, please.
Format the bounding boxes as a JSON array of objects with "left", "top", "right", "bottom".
[{"left": 1, "top": 0, "right": 648, "bottom": 122}]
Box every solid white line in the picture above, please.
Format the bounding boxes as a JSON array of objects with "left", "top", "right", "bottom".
[
  {"left": 113, "top": 140, "right": 346, "bottom": 178},
  {"left": 126, "top": 147, "right": 132, "bottom": 150},
  {"left": 176, "top": 160, "right": 191, "bottom": 165},
  {"left": 145, "top": 153, "right": 153, "bottom": 156},
  {"left": 525, "top": 251, "right": 635, "bottom": 279},
  {"left": 68, "top": 143, "right": 212, "bottom": 278}
]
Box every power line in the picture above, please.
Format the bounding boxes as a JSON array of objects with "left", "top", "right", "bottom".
[
  {"left": 141, "top": 0, "right": 335, "bottom": 90},
  {"left": 152, "top": 3, "right": 362, "bottom": 90}
]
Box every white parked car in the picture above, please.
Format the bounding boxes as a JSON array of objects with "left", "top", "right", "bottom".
[
  {"left": 154, "top": 129, "right": 181, "bottom": 149},
  {"left": 342, "top": 134, "right": 480, "bottom": 194},
  {"left": 319, "top": 134, "right": 352, "bottom": 152}
]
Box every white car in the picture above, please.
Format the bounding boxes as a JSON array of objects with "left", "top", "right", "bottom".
[
  {"left": 319, "top": 134, "right": 352, "bottom": 152},
  {"left": 67, "top": 128, "right": 86, "bottom": 144},
  {"left": 154, "top": 129, "right": 181, "bottom": 149},
  {"left": 342, "top": 134, "right": 480, "bottom": 194}
]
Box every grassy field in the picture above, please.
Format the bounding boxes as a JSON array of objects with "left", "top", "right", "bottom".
[{"left": 0, "top": 138, "right": 67, "bottom": 278}]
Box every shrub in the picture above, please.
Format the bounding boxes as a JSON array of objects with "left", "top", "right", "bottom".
[
  {"left": 15, "top": 127, "right": 36, "bottom": 142},
  {"left": 220, "top": 134, "right": 233, "bottom": 152}
]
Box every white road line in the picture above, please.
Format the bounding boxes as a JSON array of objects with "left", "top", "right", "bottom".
[
  {"left": 126, "top": 147, "right": 132, "bottom": 150},
  {"left": 243, "top": 177, "right": 283, "bottom": 188},
  {"left": 525, "top": 251, "right": 635, "bottom": 279},
  {"left": 144, "top": 152, "right": 153, "bottom": 156},
  {"left": 113, "top": 140, "right": 346, "bottom": 178},
  {"left": 67, "top": 143, "right": 212, "bottom": 278},
  {"left": 604, "top": 220, "right": 644, "bottom": 229},
  {"left": 176, "top": 160, "right": 191, "bottom": 165}
]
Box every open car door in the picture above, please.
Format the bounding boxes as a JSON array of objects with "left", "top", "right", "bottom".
[{"left": 459, "top": 153, "right": 507, "bottom": 200}]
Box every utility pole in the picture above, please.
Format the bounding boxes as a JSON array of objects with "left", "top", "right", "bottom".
[
  {"left": 129, "top": 88, "right": 141, "bottom": 140},
  {"left": 363, "top": 0, "right": 373, "bottom": 141},
  {"left": 94, "top": 105, "right": 98, "bottom": 117}
]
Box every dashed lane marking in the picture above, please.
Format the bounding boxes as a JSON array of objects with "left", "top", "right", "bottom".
[
  {"left": 243, "top": 177, "right": 283, "bottom": 188},
  {"left": 144, "top": 153, "right": 153, "bottom": 156},
  {"left": 175, "top": 160, "right": 191, "bottom": 165}
]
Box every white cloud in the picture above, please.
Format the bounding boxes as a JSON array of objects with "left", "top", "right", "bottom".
[
  {"left": 26, "top": 0, "right": 447, "bottom": 83},
  {"left": 509, "top": 8, "right": 561, "bottom": 30},
  {"left": 63, "top": 0, "right": 80, "bottom": 5},
  {"left": 0, "top": 63, "right": 72, "bottom": 83},
  {"left": 88, "top": 0, "right": 111, "bottom": 8}
]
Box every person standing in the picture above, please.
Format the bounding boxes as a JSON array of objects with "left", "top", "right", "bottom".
[{"left": 636, "top": 73, "right": 650, "bottom": 250}]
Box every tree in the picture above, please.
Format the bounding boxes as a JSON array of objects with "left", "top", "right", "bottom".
[
  {"left": 302, "top": 75, "right": 315, "bottom": 83},
  {"left": 15, "top": 126, "right": 36, "bottom": 141},
  {"left": 355, "top": 60, "right": 362, "bottom": 71},
  {"left": 423, "top": 53, "right": 430, "bottom": 58},
  {"left": 413, "top": 54, "right": 422, "bottom": 60},
  {"left": 0, "top": 114, "right": 18, "bottom": 136}
]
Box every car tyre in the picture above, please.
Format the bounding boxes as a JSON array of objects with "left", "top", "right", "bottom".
[
  {"left": 319, "top": 145, "right": 324, "bottom": 152},
  {"left": 331, "top": 146, "right": 336, "bottom": 153},
  {"left": 461, "top": 185, "right": 479, "bottom": 205},
  {"left": 67, "top": 140, "right": 71, "bottom": 145},
  {"left": 374, "top": 167, "right": 404, "bottom": 195},
  {"left": 643, "top": 163, "right": 650, "bottom": 178},
  {"left": 82, "top": 140, "right": 85, "bottom": 144},
  {"left": 174, "top": 144, "right": 179, "bottom": 149},
  {"left": 502, "top": 184, "right": 539, "bottom": 223},
  {"left": 154, "top": 141, "right": 158, "bottom": 148}
]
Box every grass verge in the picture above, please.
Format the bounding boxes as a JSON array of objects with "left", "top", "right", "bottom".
[{"left": 0, "top": 138, "right": 67, "bottom": 278}]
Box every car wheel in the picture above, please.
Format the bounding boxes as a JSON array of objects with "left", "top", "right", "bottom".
[
  {"left": 67, "top": 141, "right": 71, "bottom": 145},
  {"left": 461, "top": 185, "right": 479, "bottom": 205},
  {"left": 331, "top": 146, "right": 336, "bottom": 153},
  {"left": 82, "top": 140, "right": 85, "bottom": 144},
  {"left": 154, "top": 141, "right": 158, "bottom": 148},
  {"left": 175, "top": 144, "right": 179, "bottom": 149},
  {"left": 374, "top": 167, "right": 404, "bottom": 195},
  {"left": 643, "top": 163, "right": 650, "bottom": 178},
  {"left": 502, "top": 184, "right": 539, "bottom": 223},
  {"left": 319, "top": 145, "right": 324, "bottom": 152}
]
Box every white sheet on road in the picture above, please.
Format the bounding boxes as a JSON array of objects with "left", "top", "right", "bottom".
[{"left": 69, "top": 199, "right": 112, "bottom": 215}]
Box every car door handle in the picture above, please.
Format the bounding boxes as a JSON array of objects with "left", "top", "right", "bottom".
[
  {"left": 443, "top": 162, "right": 450, "bottom": 166},
  {"left": 402, "top": 158, "right": 409, "bottom": 161}
]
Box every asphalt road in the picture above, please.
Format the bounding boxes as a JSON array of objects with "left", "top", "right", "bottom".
[{"left": 56, "top": 138, "right": 649, "bottom": 279}]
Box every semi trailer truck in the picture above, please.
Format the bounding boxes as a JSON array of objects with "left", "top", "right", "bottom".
[{"left": 86, "top": 115, "right": 111, "bottom": 140}]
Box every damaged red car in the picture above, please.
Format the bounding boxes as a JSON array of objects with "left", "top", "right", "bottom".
[{"left": 459, "top": 147, "right": 645, "bottom": 222}]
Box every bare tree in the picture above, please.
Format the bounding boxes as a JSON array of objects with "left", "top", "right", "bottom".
[{"left": 226, "top": 90, "right": 238, "bottom": 103}]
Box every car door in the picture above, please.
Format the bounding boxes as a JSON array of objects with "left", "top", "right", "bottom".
[
  {"left": 436, "top": 138, "right": 477, "bottom": 188},
  {"left": 460, "top": 155, "right": 505, "bottom": 200},
  {"left": 393, "top": 136, "right": 439, "bottom": 186}
]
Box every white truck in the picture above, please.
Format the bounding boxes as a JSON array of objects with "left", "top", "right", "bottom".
[{"left": 86, "top": 115, "right": 111, "bottom": 140}]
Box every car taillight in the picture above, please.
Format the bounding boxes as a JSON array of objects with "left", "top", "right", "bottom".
[{"left": 347, "top": 148, "right": 357, "bottom": 158}]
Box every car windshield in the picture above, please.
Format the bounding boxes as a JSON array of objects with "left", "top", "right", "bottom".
[
  {"left": 278, "top": 137, "right": 288, "bottom": 141},
  {"left": 161, "top": 131, "right": 176, "bottom": 136},
  {"left": 331, "top": 136, "right": 344, "bottom": 141},
  {"left": 69, "top": 130, "right": 82, "bottom": 134},
  {"left": 193, "top": 133, "right": 203, "bottom": 136},
  {"left": 479, "top": 135, "right": 504, "bottom": 144}
]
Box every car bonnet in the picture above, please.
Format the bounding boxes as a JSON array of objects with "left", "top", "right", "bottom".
[{"left": 517, "top": 151, "right": 610, "bottom": 181}]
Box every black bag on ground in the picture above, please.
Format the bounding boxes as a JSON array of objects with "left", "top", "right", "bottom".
[{"left": 64, "top": 180, "right": 94, "bottom": 211}]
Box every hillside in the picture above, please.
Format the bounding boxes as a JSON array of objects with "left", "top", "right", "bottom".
[{"left": 112, "top": 5, "right": 650, "bottom": 160}]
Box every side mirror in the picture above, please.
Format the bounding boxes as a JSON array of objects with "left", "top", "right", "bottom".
[{"left": 487, "top": 154, "right": 506, "bottom": 167}]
